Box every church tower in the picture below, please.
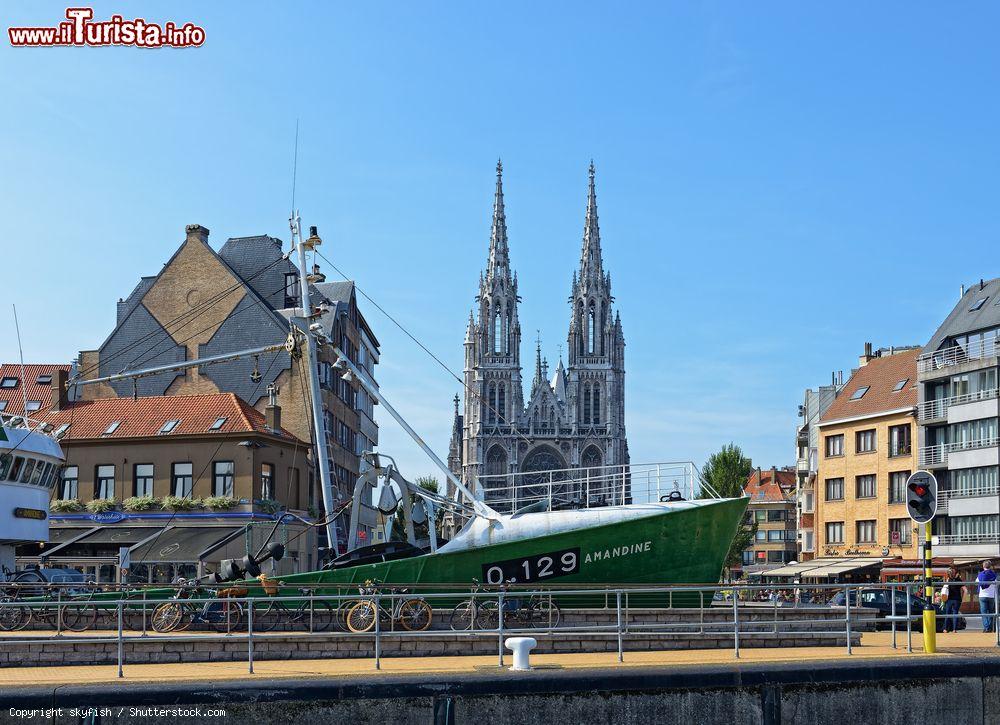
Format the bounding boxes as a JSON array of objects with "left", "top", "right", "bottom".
[
  {"left": 458, "top": 160, "right": 523, "bottom": 492},
  {"left": 566, "top": 162, "right": 628, "bottom": 474}
]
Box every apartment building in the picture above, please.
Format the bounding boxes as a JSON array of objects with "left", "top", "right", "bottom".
[
  {"left": 815, "top": 345, "right": 920, "bottom": 561},
  {"left": 795, "top": 373, "right": 844, "bottom": 561},
  {"left": 741, "top": 467, "right": 798, "bottom": 576},
  {"left": 76, "top": 224, "right": 381, "bottom": 547},
  {"left": 918, "top": 279, "right": 1000, "bottom": 558}
]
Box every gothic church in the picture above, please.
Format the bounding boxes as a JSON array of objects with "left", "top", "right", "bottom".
[{"left": 447, "top": 161, "right": 629, "bottom": 507}]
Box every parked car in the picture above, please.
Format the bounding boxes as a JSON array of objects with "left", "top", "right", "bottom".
[{"left": 829, "top": 587, "right": 965, "bottom": 632}]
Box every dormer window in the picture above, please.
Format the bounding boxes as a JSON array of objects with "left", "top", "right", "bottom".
[
  {"left": 284, "top": 273, "right": 300, "bottom": 308},
  {"left": 159, "top": 419, "right": 180, "bottom": 434}
]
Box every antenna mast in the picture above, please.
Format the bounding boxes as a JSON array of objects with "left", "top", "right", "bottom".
[{"left": 12, "top": 305, "right": 29, "bottom": 417}]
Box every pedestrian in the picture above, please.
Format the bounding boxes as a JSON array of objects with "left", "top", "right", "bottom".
[
  {"left": 943, "top": 566, "right": 965, "bottom": 633},
  {"left": 977, "top": 560, "right": 997, "bottom": 632}
]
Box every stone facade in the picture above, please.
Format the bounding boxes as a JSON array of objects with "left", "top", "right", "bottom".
[{"left": 449, "top": 162, "right": 628, "bottom": 506}]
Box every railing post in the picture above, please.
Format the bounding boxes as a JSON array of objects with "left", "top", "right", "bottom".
[
  {"left": 548, "top": 472, "right": 553, "bottom": 509},
  {"left": 995, "top": 591, "right": 999, "bottom": 648},
  {"left": 732, "top": 588, "right": 740, "bottom": 659},
  {"left": 142, "top": 590, "right": 148, "bottom": 637},
  {"left": 621, "top": 464, "right": 626, "bottom": 504},
  {"left": 891, "top": 583, "right": 897, "bottom": 649},
  {"left": 374, "top": 593, "right": 381, "bottom": 670},
  {"left": 310, "top": 590, "right": 315, "bottom": 633},
  {"left": 699, "top": 590, "right": 705, "bottom": 635},
  {"left": 616, "top": 590, "right": 623, "bottom": 663},
  {"left": 844, "top": 585, "right": 852, "bottom": 655},
  {"left": 55, "top": 589, "right": 62, "bottom": 637},
  {"left": 906, "top": 582, "right": 912, "bottom": 653},
  {"left": 497, "top": 589, "right": 505, "bottom": 667},
  {"left": 248, "top": 596, "right": 255, "bottom": 674},
  {"left": 117, "top": 600, "right": 124, "bottom": 679}
]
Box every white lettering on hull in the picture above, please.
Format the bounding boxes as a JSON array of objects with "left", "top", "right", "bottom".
[{"left": 584, "top": 540, "right": 651, "bottom": 564}]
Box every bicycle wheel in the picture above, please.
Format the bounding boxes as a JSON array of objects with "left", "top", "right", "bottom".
[
  {"left": 151, "top": 602, "right": 184, "bottom": 633},
  {"left": 252, "top": 601, "right": 283, "bottom": 632},
  {"left": 335, "top": 599, "right": 360, "bottom": 631},
  {"left": 398, "top": 599, "right": 433, "bottom": 632},
  {"left": 449, "top": 600, "right": 475, "bottom": 631},
  {"left": 296, "top": 600, "right": 335, "bottom": 632},
  {"left": 210, "top": 601, "right": 244, "bottom": 633},
  {"left": 346, "top": 600, "right": 378, "bottom": 633},
  {"left": 477, "top": 600, "right": 500, "bottom": 630},
  {"left": 61, "top": 603, "right": 98, "bottom": 632},
  {"left": 0, "top": 600, "right": 28, "bottom": 631},
  {"left": 529, "top": 599, "right": 561, "bottom": 628}
]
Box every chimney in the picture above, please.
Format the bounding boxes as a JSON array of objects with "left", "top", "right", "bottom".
[
  {"left": 185, "top": 224, "right": 209, "bottom": 244},
  {"left": 859, "top": 341, "right": 875, "bottom": 367},
  {"left": 265, "top": 384, "right": 281, "bottom": 431},
  {"left": 50, "top": 369, "right": 69, "bottom": 412}
]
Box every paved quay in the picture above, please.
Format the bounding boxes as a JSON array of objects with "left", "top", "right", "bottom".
[{"left": 2, "top": 630, "right": 996, "bottom": 688}]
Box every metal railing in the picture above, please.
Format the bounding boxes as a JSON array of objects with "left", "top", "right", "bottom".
[
  {"left": 919, "top": 436, "right": 1000, "bottom": 467},
  {"left": 935, "top": 533, "right": 1000, "bottom": 545},
  {"left": 918, "top": 388, "right": 999, "bottom": 422},
  {"left": 2, "top": 580, "right": 995, "bottom": 677},
  {"left": 919, "top": 337, "right": 1000, "bottom": 374},
  {"left": 477, "top": 461, "right": 703, "bottom": 513},
  {"left": 936, "top": 485, "right": 1000, "bottom": 513}
]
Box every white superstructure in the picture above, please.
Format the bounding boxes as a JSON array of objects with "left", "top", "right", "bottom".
[{"left": 0, "top": 416, "right": 64, "bottom": 574}]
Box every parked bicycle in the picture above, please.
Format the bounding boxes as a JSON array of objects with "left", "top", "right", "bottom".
[
  {"left": 251, "top": 576, "right": 336, "bottom": 632},
  {"left": 151, "top": 581, "right": 245, "bottom": 634},
  {"left": 496, "top": 580, "right": 562, "bottom": 629},
  {"left": 345, "top": 580, "right": 433, "bottom": 633},
  {"left": 0, "top": 583, "right": 97, "bottom": 632},
  {"left": 449, "top": 579, "right": 499, "bottom": 631}
]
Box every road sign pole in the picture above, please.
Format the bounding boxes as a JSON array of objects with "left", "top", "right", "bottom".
[{"left": 923, "top": 521, "right": 936, "bottom": 654}]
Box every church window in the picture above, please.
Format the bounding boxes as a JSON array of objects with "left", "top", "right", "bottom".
[
  {"left": 583, "top": 385, "right": 591, "bottom": 424},
  {"left": 485, "top": 446, "right": 507, "bottom": 478},
  {"left": 587, "top": 303, "right": 596, "bottom": 355},
  {"left": 498, "top": 385, "right": 506, "bottom": 423},
  {"left": 488, "top": 383, "right": 497, "bottom": 424},
  {"left": 592, "top": 386, "right": 601, "bottom": 424},
  {"left": 493, "top": 307, "right": 502, "bottom": 354}
]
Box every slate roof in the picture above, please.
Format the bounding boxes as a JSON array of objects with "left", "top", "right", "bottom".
[
  {"left": 924, "top": 277, "right": 1000, "bottom": 353},
  {"left": 0, "top": 363, "right": 70, "bottom": 417},
  {"left": 820, "top": 348, "right": 919, "bottom": 424},
  {"left": 39, "top": 393, "right": 302, "bottom": 443}
]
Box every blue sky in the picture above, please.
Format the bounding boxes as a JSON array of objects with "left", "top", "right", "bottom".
[{"left": 2, "top": 2, "right": 999, "bottom": 480}]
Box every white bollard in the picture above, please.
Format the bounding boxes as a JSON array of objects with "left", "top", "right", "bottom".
[{"left": 505, "top": 636, "right": 537, "bottom": 671}]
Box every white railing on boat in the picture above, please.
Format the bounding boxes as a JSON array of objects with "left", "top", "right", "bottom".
[{"left": 476, "top": 461, "right": 704, "bottom": 514}]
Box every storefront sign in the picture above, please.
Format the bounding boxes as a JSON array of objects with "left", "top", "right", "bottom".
[
  {"left": 89, "top": 511, "right": 126, "bottom": 524},
  {"left": 14, "top": 507, "right": 47, "bottom": 521}
]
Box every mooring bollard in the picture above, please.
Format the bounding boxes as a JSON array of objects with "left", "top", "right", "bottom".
[{"left": 505, "top": 636, "right": 537, "bottom": 671}]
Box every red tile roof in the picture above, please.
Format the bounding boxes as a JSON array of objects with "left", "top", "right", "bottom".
[
  {"left": 820, "top": 349, "right": 919, "bottom": 424},
  {"left": 0, "top": 363, "right": 69, "bottom": 417},
  {"left": 744, "top": 468, "right": 796, "bottom": 503},
  {"left": 38, "top": 393, "right": 302, "bottom": 443}
]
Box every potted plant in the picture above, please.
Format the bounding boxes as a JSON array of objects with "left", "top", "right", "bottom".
[
  {"left": 85, "top": 498, "right": 117, "bottom": 513},
  {"left": 202, "top": 495, "right": 238, "bottom": 510},
  {"left": 122, "top": 495, "right": 159, "bottom": 512},
  {"left": 161, "top": 495, "right": 201, "bottom": 511},
  {"left": 50, "top": 498, "right": 84, "bottom": 513}
]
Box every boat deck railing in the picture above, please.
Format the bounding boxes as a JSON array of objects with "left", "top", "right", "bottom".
[
  {"left": 0, "top": 579, "right": 974, "bottom": 675},
  {"left": 476, "top": 461, "right": 706, "bottom": 513}
]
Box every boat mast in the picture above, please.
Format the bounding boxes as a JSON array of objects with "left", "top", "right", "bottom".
[{"left": 290, "top": 214, "right": 340, "bottom": 550}]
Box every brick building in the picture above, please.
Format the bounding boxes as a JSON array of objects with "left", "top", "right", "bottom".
[
  {"left": 75, "top": 224, "right": 381, "bottom": 546},
  {"left": 815, "top": 345, "right": 920, "bottom": 562},
  {"left": 0, "top": 363, "right": 73, "bottom": 417},
  {"left": 740, "top": 467, "right": 798, "bottom": 577}
]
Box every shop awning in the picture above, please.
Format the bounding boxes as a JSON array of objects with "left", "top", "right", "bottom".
[
  {"left": 16, "top": 526, "right": 98, "bottom": 557},
  {"left": 41, "top": 526, "right": 164, "bottom": 558},
  {"left": 128, "top": 526, "right": 244, "bottom": 564},
  {"left": 763, "top": 557, "right": 882, "bottom": 579}
]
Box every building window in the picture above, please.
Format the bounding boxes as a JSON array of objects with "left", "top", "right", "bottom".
[
  {"left": 825, "top": 435, "right": 844, "bottom": 457},
  {"left": 493, "top": 308, "right": 502, "bottom": 354},
  {"left": 890, "top": 518, "right": 912, "bottom": 545},
  {"left": 952, "top": 466, "right": 999, "bottom": 497},
  {"left": 284, "top": 273, "right": 299, "bottom": 307},
  {"left": 159, "top": 419, "right": 180, "bottom": 434},
  {"left": 35, "top": 374, "right": 52, "bottom": 385},
  {"left": 171, "top": 462, "right": 193, "bottom": 497},
  {"left": 889, "top": 470, "right": 910, "bottom": 504},
  {"left": 61, "top": 465, "right": 79, "bottom": 500},
  {"left": 742, "top": 550, "right": 754, "bottom": 566},
  {"left": 850, "top": 386, "right": 870, "bottom": 401},
  {"left": 592, "top": 385, "right": 601, "bottom": 424},
  {"left": 856, "top": 474, "right": 876, "bottom": 499},
  {"left": 755, "top": 530, "right": 766, "bottom": 541},
  {"left": 261, "top": 463, "right": 275, "bottom": 500},
  {"left": 103, "top": 421, "right": 122, "bottom": 437},
  {"left": 95, "top": 464, "right": 115, "bottom": 499},
  {"left": 856, "top": 429, "right": 876, "bottom": 453},
  {"left": 587, "top": 303, "right": 596, "bottom": 355},
  {"left": 802, "top": 530, "right": 815, "bottom": 552},
  {"left": 888, "top": 424, "right": 911, "bottom": 457},
  {"left": 856, "top": 520, "right": 877, "bottom": 544},
  {"left": 213, "top": 461, "right": 235, "bottom": 497},
  {"left": 802, "top": 490, "right": 814, "bottom": 513},
  {"left": 25, "top": 401, "right": 41, "bottom": 413},
  {"left": 825, "top": 477, "right": 844, "bottom": 501},
  {"left": 893, "top": 379, "right": 909, "bottom": 392},
  {"left": 0, "top": 377, "right": 17, "bottom": 388},
  {"left": 826, "top": 521, "right": 844, "bottom": 544},
  {"left": 209, "top": 417, "right": 227, "bottom": 431},
  {"left": 133, "top": 464, "right": 154, "bottom": 497},
  {"left": 767, "top": 510, "right": 787, "bottom": 522}
]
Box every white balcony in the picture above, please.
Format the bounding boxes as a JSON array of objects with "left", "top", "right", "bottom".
[
  {"left": 919, "top": 337, "right": 999, "bottom": 374},
  {"left": 937, "top": 486, "right": 1000, "bottom": 514},
  {"left": 917, "top": 388, "right": 999, "bottom": 422},
  {"left": 919, "top": 436, "right": 1000, "bottom": 467}
]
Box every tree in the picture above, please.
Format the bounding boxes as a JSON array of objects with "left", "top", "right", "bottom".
[
  {"left": 699, "top": 443, "right": 756, "bottom": 576},
  {"left": 390, "top": 475, "right": 442, "bottom": 543}
]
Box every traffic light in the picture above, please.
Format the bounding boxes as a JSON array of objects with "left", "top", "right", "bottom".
[{"left": 905, "top": 471, "right": 938, "bottom": 524}]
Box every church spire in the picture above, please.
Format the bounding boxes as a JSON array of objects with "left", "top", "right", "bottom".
[
  {"left": 485, "top": 158, "right": 511, "bottom": 285},
  {"left": 531, "top": 331, "right": 543, "bottom": 392},
  {"left": 579, "top": 160, "right": 603, "bottom": 284}
]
